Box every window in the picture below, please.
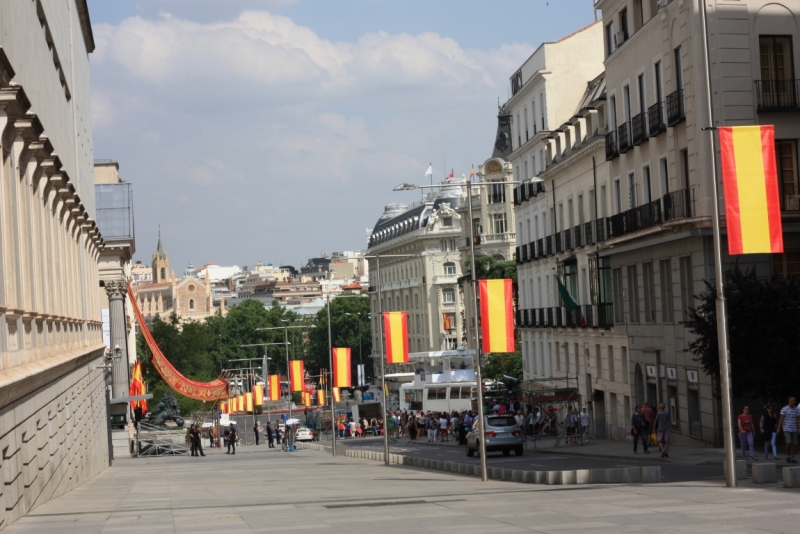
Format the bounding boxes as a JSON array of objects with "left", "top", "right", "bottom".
[
  {"left": 679, "top": 256, "right": 693, "bottom": 321},
  {"left": 492, "top": 213, "right": 507, "bottom": 234},
  {"left": 444, "top": 262, "right": 456, "bottom": 276},
  {"left": 442, "top": 217, "right": 453, "bottom": 227},
  {"left": 643, "top": 165, "right": 652, "bottom": 204},
  {"left": 414, "top": 294, "right": 419, "bottom": 309},
  {"left": 189, "top": 299, "right": 195, "bottom": 310},
  {"left": 638, "top": 73, "right": 647, "bottom": 116},
  {"left": 613, "top": 268, "right": 624, "bottom": 323},
  {"left": 619, "top": 7, "right": 629, "bottom": 40},
  {"left": 621, "top": 347, "right": 629, "bottom": 384},
  {"left": 524, "top": 106, "right": 529, "bottom": 141},
  {"left": 489, "top": 183, "right": 506, "bottom": 204},
  {"left": 555, "top": 342, "right": 561, "bottom": 372},
  {"left": 608, "top": 345, "right": 616, "bottom": 382},
  {"left": 760, "top": 35, "right": 794, "bottom": 82},
  {"left": 600, "top": 185, "right": 607, "bottom": 218},
  {"left": 659, "top": 157, "right": 669, "bottom": 196},
  {"left": 623, "top": 84, "right": 632, "bottom": 123},
  {"left": 681, "top": 149, "right": 690, "bottom": 191},
  {"left": 516, "top": 112, "right": 521, "bottom": 147},
  {"left": 628, "top": 172, "right": 637, "bottom": 209},
  {"left": 440, "top": 240, "right": 447, "bottom": 252},
  {"left": 443, "top": 311, "right": 456, "bottom": 330},
  {"left": 606, "top": 22, "right": 616, "bottom": 56},
  {"left": 777, "top": 140, "right": 799, "bottom": 210},
  {"left": 674, "top": 45, "right": 684, "bottom": 94},
  {"left": 627, "top": 265, "right": 640, "bottom": 323},
  {"left": 160, "top": 267, "right": 166, "bottom": 281},
  {"left": 540, "top": 91, "right": 547, "bottom": 130},
  {"left": 442, "top": 288, "right": 455, "bottom": 303},
  {"left": 595, "top": 344, "right": 602, "bottom": 378},
  {"left": 659, "top": 258, "right": 674, "bottom": 322},
  {"left": 614, "top": 179, "right": 622, "bottom": 214},
  {"left": 428, "top": 388, "right": 448, "bottom": 400},
  {"left": 642, "top": 262, "right": 655, "bottom": 323},
  {"left": 532, "top": 98, "right": 537, "bottom": 134},
  {"left": 654, "top": 60, "right": 664, "bottom": 104}
]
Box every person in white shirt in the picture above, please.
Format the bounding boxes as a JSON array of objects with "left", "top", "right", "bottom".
[
  {"left": 439, "top": 416, "right": 449, "bottom": 442},
  {"left": 514, "top": 410, "right": 525, "bottom": 428},
  {"left": 580, "top": 407, "right": 591, "bottom": 443}
]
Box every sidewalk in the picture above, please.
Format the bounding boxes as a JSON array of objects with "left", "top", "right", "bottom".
[{"left": 389, "top": 434, "right": 726, "bottom": 466}]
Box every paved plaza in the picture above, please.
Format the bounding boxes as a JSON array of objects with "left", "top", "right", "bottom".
[{"left": 4, "top": 444, "right": 800, "bottom": 533}]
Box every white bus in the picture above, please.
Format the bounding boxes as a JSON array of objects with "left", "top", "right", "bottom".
[{"left": 399, "top": 383, "right": 476, "bottom": 414}]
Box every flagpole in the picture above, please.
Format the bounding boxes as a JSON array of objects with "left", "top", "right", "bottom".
[
  {"left": 326, "top": 293, "right": 336, "bottom": 457},
  {"left": 700, "top": 0, "right": 736, "bottom": 488},
  {"left": 376, "top": 256, "right": 390, "bottom": 465}
]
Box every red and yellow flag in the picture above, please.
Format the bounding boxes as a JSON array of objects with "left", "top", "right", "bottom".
[
  {"left": 301, "top": 391, "right": 311, "bottom": 406},
  {"left": 253, "top": 385, "right": 264, "bottom": 405},
  {"left": 479, "top": 279, "right": 515, "bottom": 353},
  {"left": 129, "top": 360, "right": 148, "bottom": 415},
  {"left": 235, "top": 395, "right": 243, "bottom": 412},
  {"left": 289, "top": 360, "right": 305, "bottom": 392},
  {"left": 220, "top": 402, "right": 228, "bottom": 414},
  {"left": 245, "top": 392, "right": 254, "bottom": 412},
  {"left": 384, "top": 311, "right": 408, "bottom": 364},
  {"left": 332, "top": 387, "right": 341, "bottom": 403},
  {"left": 317, "top": 389, "right": 325, "bottom": 405},
  {"left": 332, "top": 348, "right": 352, "bottom": 388},
  {"left": 720, "top": 125, "right": 783, "bottom": 254},
  {"left": 443, "top": 313, "right": 452, "bottom": 330},
  {"left": 268, "top": 375, "right": 280, "bottom": 401}
]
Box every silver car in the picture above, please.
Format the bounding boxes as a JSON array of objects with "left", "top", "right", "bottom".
[{"left": 466, "top": 415, "right": 523, "bottom": 457}]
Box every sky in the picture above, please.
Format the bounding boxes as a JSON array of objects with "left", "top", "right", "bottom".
[{"left": 87, "top": 0, "right": 598, "bottom": 271}]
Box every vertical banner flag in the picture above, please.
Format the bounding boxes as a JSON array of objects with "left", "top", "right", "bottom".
[
  {"left": 268, "top": 375, "right": 280, "bottom": 401},
  {"left": 332, "top": 387, "right": 341, "bottom": 403},
  {"left": 289, "top": 360, "right": 305, "bottom": 392},
  {"left": 719, "top": 125, "right": 783, "bottom": 254},
  {"left": 235, "top": 396, "right": 243, "bottom": 412},
  {"left": 479, "top": 279, "right": 515, "bottom": 353},
  {"left": 332, "top": 348, "right": 352, "bottom": 387},
  {"left": 301, "top": 391, "right": 311, "bottom": 406},
  {"left": 384, "top": 311, "right": 409, "bottom": 364},
  {"left": 220, "top": 402, "right": 228, "bottom": 414},
  {"left": 317, "top": 389, "right": 325, "bottom": 405},
  {"left": 253, "top": 385, "right": 264, "bottom": 405},
  {"left": 245, "top": 392, "right": 254, "bottom": 412},
  {"left": 443, "top": 313, "right": 452, "bottom": 330}
]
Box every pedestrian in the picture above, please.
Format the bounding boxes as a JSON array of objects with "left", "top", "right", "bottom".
[
  {"left": 266, "top": 422, "right": 275, "bottom": 448},
  {"left": 631, "top": 405, "right": 649, "bottom": 454},
  {"left": 641, "top": 401, "right": 654, "bottom": 445},
  {"left": 580, "top": 406, "right": 591, "bottom": 443},
  {"left": 195, "top": 426, "right": 206, "bottom": 457},
  {"left": 189, "top": 425, "right": 198, "bottom": 456},
  {"left": 654, "top": 403, "right": 671, "bottom": 458},
  {"left": 253, "top": 420, "right": 260, "bottom": 446},
  {"left": 275, "top": 424, "right": 282, "bottom": 445},
  {"left": 227, "top": 423, "right": 237, "bottom": 454},
  {"left": 778, "top": 396, "right": 800, "bottom": 464},
  {"left": 209, "top": 426, "right": 216, "bottom": 448},
  {"left": 439, "top": 413, "right": 449, "bottom": 442},
  {"left": 738, "top": 405, "right": 756, "bottom": 461},
  {"left": 564, "top": 407, "right": 576, "bottom": 444},
  {"left": 761, "top": 405, "right": 778, "bottom": 460}
]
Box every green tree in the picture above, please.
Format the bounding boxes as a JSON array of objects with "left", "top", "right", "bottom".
[
  {"left": 307, "top": 295, "right": 372, "bottom": 383},
  {"left": 683, "top": 266, "right": 800, "bottom": 403}
]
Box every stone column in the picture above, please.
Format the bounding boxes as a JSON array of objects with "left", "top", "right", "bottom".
[{"left": 105, "top": 280, "right": 129, "bottom": 398}]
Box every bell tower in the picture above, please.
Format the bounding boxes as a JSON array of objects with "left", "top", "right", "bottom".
[{"left": 152, "top": 230, "right": 170, "bottom": 283}]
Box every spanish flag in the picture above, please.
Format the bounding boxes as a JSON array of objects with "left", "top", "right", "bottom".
[
  {"left": 317, "top": 389, "right": 325, "bottom": 405},
  {"left": 332, "top": 348, "right": 352, "bottom": 387},
  {"left": 220, "top": 402, "right": 228, "bottom": 414},
  {"left": 268, "top": 375, "right": 281, "bottom": 401},
  {"left": 245, "top": 392, "right": 254, "bottom": 412},
  {"left": 253, "top": 384, "right": 264, "bottom": 405},
  {"left": 332, "top": 387, "right": 341, "bottom": 403},
  {"left": 479, "top": 279, "right": 515, "bottom": 353},
  {"left": 289, "top": 360, "right": 305, "bottom": 392},
  {"left": 301, "top": 391, "right": 311, "bottom": 406},
  {"left": 720, "top": 125, "right": 783, "bottom": 254},
  {"left": 384, "top": 311, "right": 408, "bottom": 364},
  {"left": 235, "top": 395, "right": 243, "bottom": 412},
  {"left": 443, "top": 313, "right": 452, "bottom": 330}
]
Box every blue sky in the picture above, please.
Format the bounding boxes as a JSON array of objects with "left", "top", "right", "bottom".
[{"left": 86, "top": 0, "right": 597, "bottom": 270}]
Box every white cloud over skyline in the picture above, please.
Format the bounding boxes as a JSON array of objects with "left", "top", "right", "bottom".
[{"left": 90, "top": 9, "right": 538, "bottom": 269}]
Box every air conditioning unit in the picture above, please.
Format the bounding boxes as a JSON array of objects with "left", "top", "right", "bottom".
[{"left": 614, "top": 31, "right": 626, "bottom": 47}]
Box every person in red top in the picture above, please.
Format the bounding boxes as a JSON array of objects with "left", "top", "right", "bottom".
[{"left": 738, "top": 405, "right": 756, "bottom": 461}]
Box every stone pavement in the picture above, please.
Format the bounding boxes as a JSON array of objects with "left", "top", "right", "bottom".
[{"left": 5, "top": 444, "right": 800, "bottom": 533}]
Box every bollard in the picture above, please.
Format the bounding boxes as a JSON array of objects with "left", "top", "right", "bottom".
[
  {"left": 473, "top": 465, "right": 482, "bottom": 477},
  {"left": 735, "top": 460, "right": 747, "bottom": 480},
  {"left": 641, "top": 466, "right": 661, "bottom": 483},
  {"left": 783, "top": 466, "right": 800, "bottom": 488},
  {"left": 535, "top": 471, "right": 547, "bottom": 484},
  {"left": 502, "top": 469, "right": 513, "bottom": 481},
  {"left": 464, "top": 465, "right": 474, "bottom": 476},
  {"left": 752, "top": 463, "right": 776, "bottom": 484},
  {"left": 523, "top": 471, "right": 536, "bottom": 484},
  {"left": 547, "top": 471, "right": 562, "bottom": 485},
  {"left": 622, "top": 467, "right": 642, "bottom": 483},
  {"left": 458, "top": 463, "right": 467, "bottom": 475},
  {"left": 576, "top": 469, "right": 604, "bottom": 484},
  {"left": 605, "top": 468, "right": 623, "bottom": 484},
  {"left": 561, "top": 471, "right": 577, "bottom": 485},
  {"left": 444, "top": 462, "right": 452, "bottom": 472},
  {"left": 512, "top": 470, "right": 524, "bottom": 483}
]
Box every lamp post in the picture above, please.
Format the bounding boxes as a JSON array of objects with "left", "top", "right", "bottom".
[
  {"left": 94, "top": 346, "right": 123, "bottom": 465},
  {"left": 393, "top": 177, "right": 519, "bottom": 481}
]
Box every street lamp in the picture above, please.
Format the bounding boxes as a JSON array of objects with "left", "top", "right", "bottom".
[{"left": 394, "top": 176, "right": 519, "bottom": 482}]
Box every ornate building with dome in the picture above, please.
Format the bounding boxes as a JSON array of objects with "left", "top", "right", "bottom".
[{"left": 132, "top": 235, "right": 216, "bottom": 323}]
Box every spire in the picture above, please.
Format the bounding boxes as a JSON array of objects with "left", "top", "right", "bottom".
[{"left": 156, "top": 225, "right": 164, "bottom": 255}]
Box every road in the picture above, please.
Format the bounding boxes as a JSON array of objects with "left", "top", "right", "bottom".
[{"left": 338, "top": 436, "right": 726, "bottom": 483}]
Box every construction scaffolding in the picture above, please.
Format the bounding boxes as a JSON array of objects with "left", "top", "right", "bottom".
[{"left": 520, "top": 375, "right": 582, "bottom": 449}]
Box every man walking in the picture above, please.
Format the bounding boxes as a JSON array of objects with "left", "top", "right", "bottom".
[
  {"left": 253, "top": 420, "right": 260, "bottom": 446},
  {"left": 227, "top": 423, "right": 237, "bottom": 455},
  {"left": 655, "top": 403, "right": 671, "bottom": 458},
  {"left": 266, "top": 422, "right": 275, "bottom": 448},
  {"left": 778, "top": 396, "right": 800, "bottom": 463},
  {"left": 631, "top": 406, "right": 649, "bottom": 454}
]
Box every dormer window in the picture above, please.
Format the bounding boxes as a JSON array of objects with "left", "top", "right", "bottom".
[{"left": 442, "top": 217, "right": 453, "bottom": 227}]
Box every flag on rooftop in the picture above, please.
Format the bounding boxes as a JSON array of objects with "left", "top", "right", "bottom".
[{"left": 425, "top": 164, "right": 433, "bottom": 177}]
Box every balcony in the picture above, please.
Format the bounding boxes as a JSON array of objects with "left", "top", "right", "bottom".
[
  {"left": 432, "top": 275, "right": 457, "bottom": 285},
  {"left": 582, "top": 304, "right": 594, "bottom": 328},
  {"left": 755, "top": 79, "right": 800, "bottom": 112},
  {"left": 617, "top": 122, "right": 631, "bottom": 153},
  {"left": 648, "top": 102, "right": 666, "bottom": 137},
  {"left": 605, "top": 131, "right": 618, "bottom": 161},
  {"left": 513, "top": 188, "right": 519, "bottom": 206},
  {"left": 666, "top": 89, "right": 685, "bottom": 126},
  {"left": 515, "top": 246, "right": 522, "bottom": 264},
  {"left": 573, "top": 225, "right": 583, "bottom": 248},
  {"left": 598, "top": 303, "right": 614, "bottom": 329},
  {"left": 606, "top": 199, "right": 663, "bottom": 239},
  {"left": 553, "top": 307, "right": 564, "bottom": 328},
  {"left": 782, "top": 183, "right": 800, "bottom": 211},
  {"left": 466, "top": 236, "right": 481, "bottom": 247},
  {"left": 529, "top": 241, "right": 537, "bottom": 260},
  {"left": 584, "top": 221, "right": 595, "bottom": 245},
  {"left": 565, "top": 307, "right": 579, "bottom": 328},
  {"left": 515, "top": 309, "right": 522, "bottom": 325},
  {"left": 521, "top": 244, "right": 529, "bottom": 262},
  {"left": 555, "top": 232, "right": 564, "bottom": 253},
  {"left": 536, "top": 238, "right": 544, "bottom": 258},
  {"left": 631, "top": 112, "right": 646, "bottom": 146},
  {"left": 544, "top": 235, "right": 553, "bottom": 256},
  {"left": 595, "top": 217, "right": 607, "bottom": 242},
  {"left": 545, "top": 307, "right": 553, "bottom": 327},
  {"left": 482, "top": 232, "right": 516, "bottom": 244},
  {"left": 663, "top": 188, "right": 692, "bottom": 221},
  {"left": 564, "top": 228, "right": 573, "bottom": 250}
]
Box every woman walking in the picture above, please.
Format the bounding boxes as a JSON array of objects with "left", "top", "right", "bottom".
[
  {"left": 738, "top": 405, "right": 756, "bottom": 461},
  {"left": 761, "top": 405, "right": 778, "bottom": 460}
]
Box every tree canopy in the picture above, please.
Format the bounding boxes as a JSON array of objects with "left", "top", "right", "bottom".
[
  {"left": 306, "top": 294, "right": 372, "bottom": 383},
  {"left": 683, "top": 266, "right": 800, "bottom": 403}
]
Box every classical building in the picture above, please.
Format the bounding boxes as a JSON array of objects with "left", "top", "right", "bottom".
[
  {"left": 0, "top": 1, "right": 110, "bottom": 526},
  {"left": 366, "top": 186, "right": 467, "bottom": 377},
  {"left": 132, "top": 236, "right": 216, "bottom": 323}
]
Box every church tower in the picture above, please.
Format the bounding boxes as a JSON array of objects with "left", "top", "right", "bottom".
[{"left": 152, "top": 231, "right": 170, "bottom": 283}]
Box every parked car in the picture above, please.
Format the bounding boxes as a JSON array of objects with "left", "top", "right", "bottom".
[
  {"left": 466, "top": 415, "right": 523, "bottom": 457},
  {"left": 294, "top": 426, "right": 316, "bottom": 442}
]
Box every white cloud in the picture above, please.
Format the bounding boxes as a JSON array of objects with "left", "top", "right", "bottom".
[{"left": 89, "top": 10, "right": 534, "bottom": 268}]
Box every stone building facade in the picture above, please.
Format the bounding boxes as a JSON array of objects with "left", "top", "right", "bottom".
[{"left": 0, "top": 0, "right": 111, "bottom": 527}]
